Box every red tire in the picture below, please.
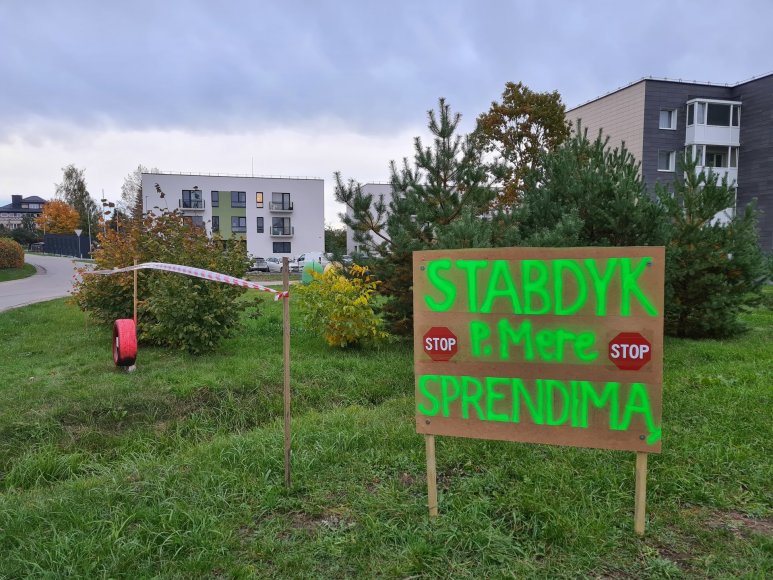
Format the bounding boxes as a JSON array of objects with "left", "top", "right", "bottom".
[{"left": 113, "top": 319, "right": 137, "bottom": 367}]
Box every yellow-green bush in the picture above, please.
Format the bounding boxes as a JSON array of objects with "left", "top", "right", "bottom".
[
  {"left": 294, "top": 264, "right": 390, "bottom": 348},
  {"left": 0, "top": 238, "right": 24, "bottom": 269}
]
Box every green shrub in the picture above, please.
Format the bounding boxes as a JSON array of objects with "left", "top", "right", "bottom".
[
  {"left": 72, "top": 210, "right": 251, "bottom": 354},
  {"left": 518, "top": 124, "right": 666, "bottom": 247},
  {"left": 657, "top": 156, "right": 767, "bottom": 338},
  {"left": 294, "top": 264, "right": 390, "bottom": 348},
  {"left": 0, "top": 238, "right": 24, "bottom": 269}
]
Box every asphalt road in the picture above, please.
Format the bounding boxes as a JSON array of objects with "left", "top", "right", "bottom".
[{"left": 0, "top": 254, "right": 85, "bottom": 313}]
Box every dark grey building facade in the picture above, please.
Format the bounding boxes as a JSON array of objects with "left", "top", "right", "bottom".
[
  {"left": 0, "top": 195, "right": 48, "bottom": 230},
  {"left": 569, "top": 73, "right": 773, "bottom": 250}
]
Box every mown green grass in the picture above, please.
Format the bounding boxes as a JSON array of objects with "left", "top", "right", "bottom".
[
  {"left": 0, "top": 263, "right": 36, "bottom": 282},
  {"left": 0, "top": 296, "right": 771, "bottom": 577}
]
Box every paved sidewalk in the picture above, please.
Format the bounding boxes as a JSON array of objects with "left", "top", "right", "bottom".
[{"left": 0, "top": 254, "right": 84, "bottom": 312}]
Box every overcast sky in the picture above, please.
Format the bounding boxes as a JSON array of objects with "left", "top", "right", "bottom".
[{"left": 1, "top": 0, "right": 771, "bottom": 224}]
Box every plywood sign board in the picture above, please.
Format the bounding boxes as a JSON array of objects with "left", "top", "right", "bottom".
[{"left": 413, "top": 247, "right": 665, "bottom": 453}]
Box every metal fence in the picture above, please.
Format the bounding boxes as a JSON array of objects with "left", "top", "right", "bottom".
[{"left": 43, "top": 234, "right": 93, "bottom": 258}]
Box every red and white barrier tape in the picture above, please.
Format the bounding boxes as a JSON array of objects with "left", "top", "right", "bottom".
[{"left": 86, "top": 262, "right": 290, "bottom": 300}]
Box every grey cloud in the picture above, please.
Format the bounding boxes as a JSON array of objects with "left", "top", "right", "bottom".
[{"left": 1, "top": 0, "right": 772, "bottom": 139}]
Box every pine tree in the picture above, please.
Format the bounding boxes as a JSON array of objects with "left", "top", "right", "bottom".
[
  {"left": 517, "top": 124, "right": 665, "bottom": 247},
  {"left": 336, "top": 98, "right": 516, "bottom": 334},
  {"left": 657, "top": 155, "right": 766, "bottom": 338}
]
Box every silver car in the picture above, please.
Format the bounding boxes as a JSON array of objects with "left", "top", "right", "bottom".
[
  {"left": 266, "top": 256, "right": 283, "bottom": 273},
  {"left": 249, "top": 257, "right": 269, "bottom": 272},
  {"left": 266, "top": 256, "right": 297, "bottom": 273}
]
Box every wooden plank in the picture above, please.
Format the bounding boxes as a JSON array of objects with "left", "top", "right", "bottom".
[
  {"left": 413, "top": 246, "right": 664, "bottom": 454},
  {"left": 634, "top": 451, "right": 648, "bottom": 535},
  {"left": 425, "top": 434, "right": 438, "bottom": 518},
  {"left": 283, "top": 257, "right": 291, "bottom": 488}
]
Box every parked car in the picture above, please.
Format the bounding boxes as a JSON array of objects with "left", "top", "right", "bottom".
[
  {"left": 248, "top": 257, "right": 269, "bottom": 272},
  {"left": 266, "top": 256, "right": 299, "bottom": 273},
  {"left": 297, "top": 251, "right": 329, "bottom": 270}
]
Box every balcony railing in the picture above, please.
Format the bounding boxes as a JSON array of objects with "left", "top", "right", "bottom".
[
  {"left": 271, "top": 226, "right": 294, "bottom": 237},
  {"left": 179, "top": 199, "right": 205, "bottom": 210},
  {"left": 269, "top": 201, "right": 294, "bottom": 212}
]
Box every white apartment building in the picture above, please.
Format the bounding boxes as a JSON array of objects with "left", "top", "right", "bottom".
[
  {"left": 345, "top": 182, "right": 394, "bottom": 254},
  {"left": 141, "top": 172, "right": 324, "bottom": 258}
]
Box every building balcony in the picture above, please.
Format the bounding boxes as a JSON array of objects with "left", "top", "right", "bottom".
[
  {"left": 695, "top": 166, "right": 738, "bottom": 186},
  {"left": 179, "top": 199, "right": 205, "bottom": 211},
  {"left": 269, "top": 201, "right": 294, "bottom": 212},
  {"left": 271, "top": 226, "right": 294, "bottom": 237},
  {"left": 686, "top": 124, "right": 740, "bottom": 147}
]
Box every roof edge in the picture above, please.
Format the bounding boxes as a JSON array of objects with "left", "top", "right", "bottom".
[
  {"left": 568, "top": 71, "right": 773, "bottom": 112},
  {"left": 141, "top": 171, "right": 323, "bottom": 181}
]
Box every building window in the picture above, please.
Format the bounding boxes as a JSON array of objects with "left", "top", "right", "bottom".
[
  {"left": 658, "top": 150, "right": 675, "bottom": 172},
  {"left": 183, "top": 216, "right": 204, "bottom": 228},
  {"left": 732, "top": 105, "right": 740, "bottom": 127},
  {"left": 686, "top": 144, "right": 705, "bottom": 165},
  {"left": 696, "top": 102, "right": 706, "bottom": 125},
  {"left": 272, "top": 217, "right": 292, "bottom": 235},
  {"left": 231, "top": 191, "right": 246, "bottom": 208},
  {"left": 659, "top": 109, "right": 676, "bottom": 130},
  {"left": 706, "top": 103, "right": 731, "bottom": 126},
  {"left": 687, "top": 103, "right": 694, "bottom": 125},
  {"left": 231, "top": 216, "right": 247, "bottom": 233},
  {"left": 729, "top": 147, "right": 738, "bottom": 168},
  {"left": 211, "top": 191, "right": 219, "bottom": 208},
  {"left": 271, "top": 192, "right": 292, "bottom": 210},
  {"left": 212, "top": 215, "right": 219, "bottom": 232},
  {"left": 257, "top": 217, "right": 264, "bottom": 233},
  {"left": 256, "top": 192, "right": 263, "bottom": 208},
  {"left": 273, "top": 242, "right": 292, "bottom": 253},
  {"left": 182, "top": 189, "right": 203, "bottom": 208},
  {"left": 705, "top": 146, "right": 730, "bottom": 168}
]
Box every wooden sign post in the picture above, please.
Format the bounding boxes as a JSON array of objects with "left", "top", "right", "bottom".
[{"left": 413, "top": 247, "right": 664, "bottom": 535}]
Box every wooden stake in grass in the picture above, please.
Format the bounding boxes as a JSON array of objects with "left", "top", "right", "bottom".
[
  {"left": 634, "top": 451, "right": 648, "bottom": 535},
  {"left": 133, "top": 258, "right": 138, "bottom": 325},
  {"left": 283, "top": 257, "right": 291, "bottom": 488},
  {"left": 426, "top": 434, "right": 438, "bottom": 518}
]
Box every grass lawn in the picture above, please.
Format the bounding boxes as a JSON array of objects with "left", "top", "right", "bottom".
[
  {"left": 0, "top": 296, "right": 770, "bottom": 577},
  {"left": 0, "top": 263, "right": 36, "bottom": 282},
  {"left": 246, "top": 272, "right": 302, "bottom": 282}
]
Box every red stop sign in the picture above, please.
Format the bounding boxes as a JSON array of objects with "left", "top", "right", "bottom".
[
  {"left": 423, "top": 327, "right": 458, "bottom": 361},
  {"left": 608, "top": 332, "right": 652, "bottom": 371}
]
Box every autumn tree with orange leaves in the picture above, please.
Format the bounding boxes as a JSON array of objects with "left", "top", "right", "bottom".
[
  {"left": 36, "top": 200, "right": 80, "bottom": 234},
  {"left": 476, "top": 82, "right": 570, "bottom": 208}
]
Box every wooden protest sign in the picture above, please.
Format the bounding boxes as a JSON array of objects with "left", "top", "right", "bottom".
[{"left": 413, "top": 246, "right": 665, "bottom": 534}]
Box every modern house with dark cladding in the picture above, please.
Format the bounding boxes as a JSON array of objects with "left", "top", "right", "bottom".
[
  {"left": 0, "top": 195, "right": 48, "bottom": 230},
  {"left": 568, "top": 73, "right": 773, "bottom": 250}
]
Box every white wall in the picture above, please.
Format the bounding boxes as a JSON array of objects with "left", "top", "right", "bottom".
[
  {"left": 345, "top": 182, "right": 393, "bottom": 254},
  {"left": 141, "top": 173, "right": 324, "bottom": 259}
]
